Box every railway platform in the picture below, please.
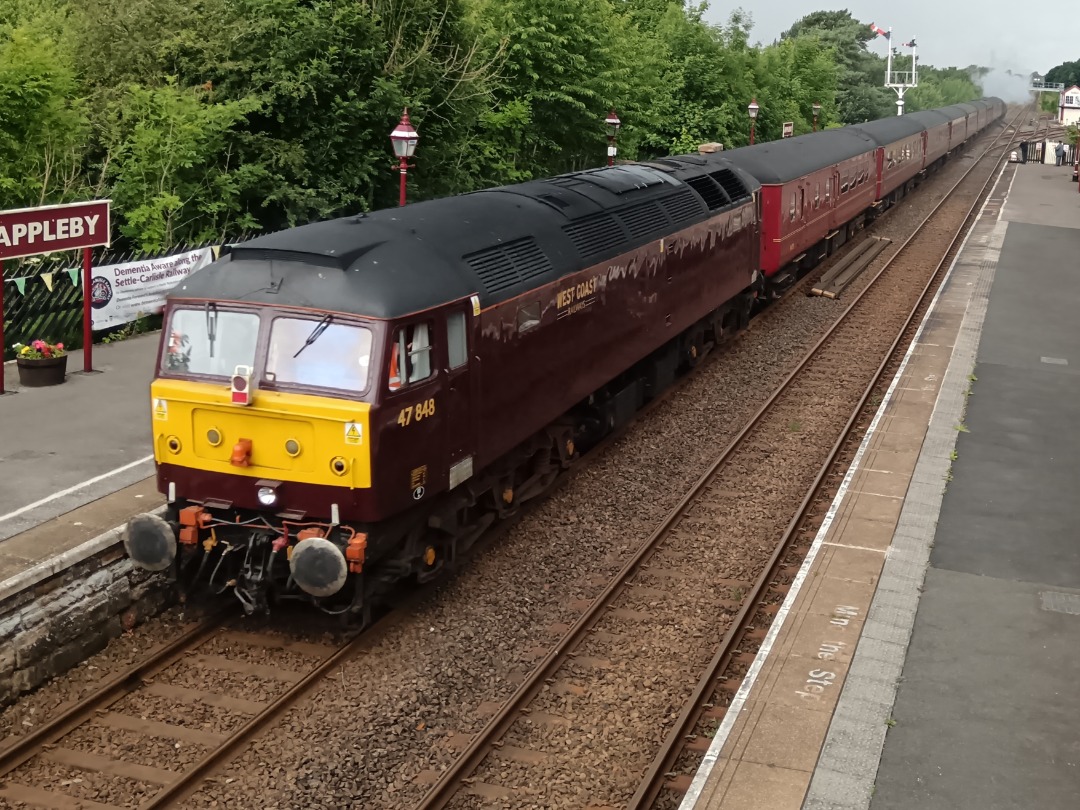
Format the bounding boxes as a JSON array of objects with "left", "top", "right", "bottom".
[
  {"left": 683, "top": 155, "right": 1080, "bottom": 806},
  {"left": 0, "top": 334, "right": 161, "bottom": 589}
]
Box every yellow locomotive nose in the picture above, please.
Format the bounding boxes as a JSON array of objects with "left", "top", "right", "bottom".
[{"left": 150, "top": 379, "right": 372, "bottom": 490}]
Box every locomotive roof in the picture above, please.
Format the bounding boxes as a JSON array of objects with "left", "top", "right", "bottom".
[
  {"left": 171, "top": 158, "right": 759, "bottom": 320},
  {"left": 721, "top": 128, "right": 878, "bottom": 185}
]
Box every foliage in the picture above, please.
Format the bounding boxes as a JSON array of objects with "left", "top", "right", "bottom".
[
  {"left": 781, "top": 10, "right": 892, "bottom": 124},
  {"left": 14, "top": 339, "right": 65, "bottom": 359},
  {"left": 0, "top": 1, "right": 998, "bottom": 253},
  {"left": 1045, "top": 60, "right": 1080, "bottom": 89},
  {"left": 100, "top": 80, "right": 261, "bottom": 252},
  {"left": 0, "top": 24, "right": 88, "bottom": 209},
  {"left": 906, "top": 66, "right": 983, "bottom": 112}
]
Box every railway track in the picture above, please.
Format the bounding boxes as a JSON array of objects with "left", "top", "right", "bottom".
[
  {"left": 409, "top": 106, "right": 1027, "bottom": 810},
  {"left": 0, "top": 611, "right": 385, "bottom": 808}
]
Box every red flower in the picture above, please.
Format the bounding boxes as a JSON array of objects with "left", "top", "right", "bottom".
[{"left": 56, "top": 343, "right": 64, "bottom": 350}]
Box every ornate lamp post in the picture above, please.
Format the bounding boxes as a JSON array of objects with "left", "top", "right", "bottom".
[
  {"left": 605, "top": 108, "right": 621, "bottom": 166},
  {"left": 813, "top": 101, "right": 822, "bottom": 132},
  {"left": 390, "top": 108, "right": 419, "bottom": 207},
  {"left": 748, "top": 98, "right": 760, "bottom": 145}
]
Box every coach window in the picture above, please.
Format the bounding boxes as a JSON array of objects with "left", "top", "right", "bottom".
[
  {"left": 447, "top": 311, "right": 468, "bottom": 369},
  {"left": 789, "top": 194, "right": 797, "bottom": 221},
  {"left": 825, "top": 178, "right": 831, "bottom": 202},
  {"left": 388, "top": 322, "right": 432, "bottom": 391},
  {"left": 815, "top": 183, "right": 820, "bottom": 208}
]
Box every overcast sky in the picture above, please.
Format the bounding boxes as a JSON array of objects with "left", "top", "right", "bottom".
[{"left": 701, "top": 2, "right": 1070, "bottom": 97}]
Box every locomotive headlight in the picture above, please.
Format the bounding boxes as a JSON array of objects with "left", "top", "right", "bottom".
[
  {"left": 285, "top": 439, "right": 301, "bottom": 457},
  {"left": 256, "top": 481, "right": 281, "bottom": 507},
  {"left": 330, "top": 456, "right": 349, "bottom": 476},
  {"left": 206, "top": 428, "right": 223, "bottom": 446},
  {"left": 166, "top": 436, "right": 182, "bottom": 454}
]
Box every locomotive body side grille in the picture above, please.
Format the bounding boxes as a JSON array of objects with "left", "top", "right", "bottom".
[
  {"left": 683, "top": 176, "right": 730, "bottom": 211},
  {"left": 563, "top": 214, "right": 627, "bottom": 262},
  {"left": 710, "top": 169, "right": 750, "bottom": 203},
  {"left": 464, "top": 238, "right": 553, "bottom": 294},
  {"left": 661, "top": 188, "right": 709, "bottom": 225}
]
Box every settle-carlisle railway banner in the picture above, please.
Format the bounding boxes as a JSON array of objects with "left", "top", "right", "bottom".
[{"left": 90, "top": 246, "right": 213, "bottom": 331}]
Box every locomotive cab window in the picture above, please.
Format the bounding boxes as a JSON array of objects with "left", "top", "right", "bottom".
[
  {"left": 388, "top": 322, "right": 433, "bottom": 391},
  {"left": 162, "top": 307, "right": 258, "bottom": 378},
  {"left": 265, "top": 316, "right": 373, "bottom": 393},
  {"left": 447, "top": 311, "right": 468, "bottom": 369}
]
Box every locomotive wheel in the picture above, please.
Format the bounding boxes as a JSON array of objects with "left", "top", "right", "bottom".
[{"left": 683, "top": 328, "right": 707, "bottom": 369}]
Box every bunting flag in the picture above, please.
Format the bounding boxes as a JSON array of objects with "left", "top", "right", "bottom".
[
  {"left": 13, "top": 277, "right": 25, "bottom": 295},
  {"left": 66, "top": 268, "right": 80, "bottom": 287},
  {"left": 212, "top": 244, "right": 221, "bottom": 259},
  {"left": 869, "top": 22, "right": 890, "bottom": 38},
  {"left": 40, "top": 272, "right": 54, "bottom": 292}
]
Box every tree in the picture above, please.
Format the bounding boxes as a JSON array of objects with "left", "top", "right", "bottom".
[
  {"left": 100, "top": 80, "right": 261, "bottom": 251},
  {"left": 781, "top": 10, "right": 892, "bottom": 124},
  {"left": 0, "top": 24, "right": 89, "bottom": 209}
]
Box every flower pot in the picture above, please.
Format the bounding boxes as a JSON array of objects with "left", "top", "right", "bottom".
[{"left": 16, "top": 355, "right": 68, "bottom": 387}]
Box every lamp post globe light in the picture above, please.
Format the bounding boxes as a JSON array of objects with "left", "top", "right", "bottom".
[
  {"left": 813, "top": 101, "right": 822, "bottom": 132},
  {"left": 605, "top": 108, "right": 621, "bottom": 167},
  {"left": 390, "top": 108, "right": 419, "bottom": 207},
  {"left": 748, "top": 98, "right": 759, "bottom": 145}
]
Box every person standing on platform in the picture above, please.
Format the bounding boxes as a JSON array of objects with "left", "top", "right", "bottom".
[{"left": 1055, "top": 142, "right": 1065, "bottom": 166}]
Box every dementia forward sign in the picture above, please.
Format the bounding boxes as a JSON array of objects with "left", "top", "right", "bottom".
[{"left": 0, "top": 200, "right": 111, "bottom": 261}]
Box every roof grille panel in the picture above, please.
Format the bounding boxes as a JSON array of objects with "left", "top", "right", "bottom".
[
  {"left": 464, "top": 249, "right": 519, "bottom": 293},
  {"left": 563, "top": 214, "right": 626, "bottom": 261},
  {"left": 683, "top": 176, "right": 729, "bottom": 211},
  {"left": 463, "top": 237, "right": 553, "bottom": 294},
  {"left": 616, "top": 200, "right": 669, "bottom": 239},
  {"left": 660, "top": 189, "right": 706, "bottom": 226},
  {"left": 710, "top": 169, "right": 750, "bottom": 203},
  {"left": 503, "top": 238, "right": 553, "bottom": 282}
]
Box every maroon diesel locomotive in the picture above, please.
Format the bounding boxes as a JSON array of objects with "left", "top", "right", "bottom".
[{"left": 123, "top": 98, "right": 1004, "bottom": 620}]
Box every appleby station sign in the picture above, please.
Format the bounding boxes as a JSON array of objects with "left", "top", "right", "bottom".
[
  {"left": 0, "top": 200, "right": 112, "bottom": 394},
  {"left": 0, "top": 200, "right": 110, "bottom": 261}
]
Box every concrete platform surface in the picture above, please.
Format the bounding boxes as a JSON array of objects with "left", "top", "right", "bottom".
[
  {"left": 0, "top": 333, "right": 158, "bottom": 541},
  {"left": 866, "top": 181, "right": 1080, "bottom": 808},
  {"left": 686, "top": 159, "right": 1080, "bottom": 810}
]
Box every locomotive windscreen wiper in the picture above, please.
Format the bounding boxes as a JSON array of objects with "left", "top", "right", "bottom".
[
  {"left": 293, "top": 314, "right": 333, "bottom": 358},
  {"left": 205, "top": 302, "right": 218, "bottom": 358}
]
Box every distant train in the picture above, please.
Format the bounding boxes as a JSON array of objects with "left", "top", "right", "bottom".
[{"left": 124, "top": 97, "right": 1006, "bottom": 621}]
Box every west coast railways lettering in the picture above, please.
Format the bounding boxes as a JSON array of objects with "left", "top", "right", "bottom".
[{"left": 556, "top": 275, "right": 599, "bottom": 319}]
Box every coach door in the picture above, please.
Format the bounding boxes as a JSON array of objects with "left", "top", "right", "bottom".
[{"left": 442, "top": 299, "right": 477, "bottom": 492}]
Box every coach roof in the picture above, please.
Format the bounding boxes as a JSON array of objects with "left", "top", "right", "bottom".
[
  {"left": 722, "top": 128, "right": 878, "bottom": 185},
  {"left": 850, "top": 113, "right": 928, "bottom": 146}
]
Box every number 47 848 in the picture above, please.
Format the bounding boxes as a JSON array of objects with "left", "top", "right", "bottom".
[{"left": 397, "top": 398, "right": 436, "bottom": 427}]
